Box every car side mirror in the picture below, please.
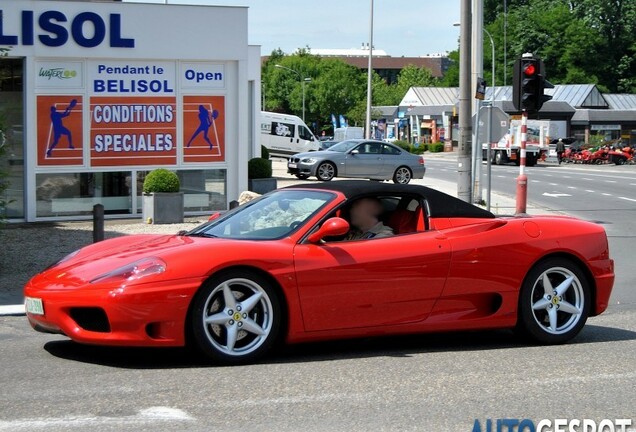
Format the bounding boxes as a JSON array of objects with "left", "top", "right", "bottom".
[
  {"left": 307, "top": 217, "right": 350, "bottom": 243},
  {"left": 350, "top": 149, "right": 359, "bottom": 155}
]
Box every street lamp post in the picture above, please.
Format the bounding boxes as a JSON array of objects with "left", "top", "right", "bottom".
[
  {"left": 274, "top": 64, "right": 311, "bottom": 122},
  {"left": 483, "top": 28, "right": 495, "bottom": 211}
]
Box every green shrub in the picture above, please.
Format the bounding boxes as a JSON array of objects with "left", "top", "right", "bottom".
[
  {"left": 248, "top": 158, "right": 272, "bottom": 179},
  {"left": 143, "top": 168, "right": 180, "bottom": 193},
  {"left": 261, "top": 145, "right": 270, "bottom": 160},
  {"left": 411, "top": 144, "right": 427, "bottom": 154},
  {"left": 429, "top": 143, "right": 444, "bottom": 153},
  {"left": 393, "top": 140, "right": 410, "bottom": 151}
]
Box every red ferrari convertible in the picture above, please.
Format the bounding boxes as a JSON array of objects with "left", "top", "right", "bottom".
[{"left": 24, "top": 181, "right": 614, "bottom": 364}]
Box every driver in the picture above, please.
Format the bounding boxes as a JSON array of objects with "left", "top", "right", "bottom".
[{"left": 345, "top": 197, "right": 394, "bottom": 240}]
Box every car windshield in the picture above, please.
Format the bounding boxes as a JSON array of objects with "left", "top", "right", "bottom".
[
  {"left": 328, "top": 140, "right": 360, "bottom": 152},
  {"left": 187, "top": 190, "right": 335, "bottom": 240}
]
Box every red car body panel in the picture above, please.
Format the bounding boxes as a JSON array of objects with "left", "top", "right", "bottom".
[{"left": 24, "top": 182, "right": 615, "bottom": 349}]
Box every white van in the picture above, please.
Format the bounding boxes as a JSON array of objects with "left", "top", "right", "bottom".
[
  {"left": 260, "top": 111, "right": 319, "bottom": 158},
  {"left": 334, "top": 126, "right": 364, "bottom": 141}
]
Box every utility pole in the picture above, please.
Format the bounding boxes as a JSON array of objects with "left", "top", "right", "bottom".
[
  {"left": 365, "top": 0, "right": 374, "bottom": 139},
  {"left": 458, "top": 0, "right": 473, "bottom": 202}
]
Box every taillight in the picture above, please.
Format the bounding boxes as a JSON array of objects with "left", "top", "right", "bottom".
[{"left": 419, "top": 157, "right": 425, "bottom": 165}]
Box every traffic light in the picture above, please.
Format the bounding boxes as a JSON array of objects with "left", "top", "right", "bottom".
[{"left": 513, "top": 55, "right": 553, "bottom": 113}]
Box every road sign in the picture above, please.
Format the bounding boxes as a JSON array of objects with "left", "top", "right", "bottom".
[{"left": 477, "top": 105, "right": 509, "bottom": 144}]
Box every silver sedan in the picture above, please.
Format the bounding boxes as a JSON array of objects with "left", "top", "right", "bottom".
[{"left": 287, "top": 139, "right": 426, "bottom": 184}]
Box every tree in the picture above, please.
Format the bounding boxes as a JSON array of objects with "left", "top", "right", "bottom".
[{"left": 482, "top": 0, "right": 636, "bottom": 92}]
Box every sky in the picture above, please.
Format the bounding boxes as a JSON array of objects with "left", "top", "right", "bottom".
[{"left": 126, "top": 1, "right": 461, "bottom": 57}]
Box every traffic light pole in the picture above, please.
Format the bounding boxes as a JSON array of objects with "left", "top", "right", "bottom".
[{"left": 515, "top": 109, "right": 528, "bottom": 214}]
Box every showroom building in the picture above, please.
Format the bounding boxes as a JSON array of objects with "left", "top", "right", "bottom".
[{"left": 0, "top": 0, "right": 261, "bottom": 221}]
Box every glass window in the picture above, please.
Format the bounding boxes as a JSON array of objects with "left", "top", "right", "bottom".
[
  {"left": 357, "top": 142, "right": 382, "bottom": 154},
  {"left": 188, "top": 190, "right": 334, "bottom": 240},
  {"left": 271, "top": 121, "right": 294, "bottom": 138},
  {"left": 382, "top": 144, "right": 401, "bottom": 155},
  {"left": 137, "top": 169, "right": 227, "bottom": 213},
  {"left": 0, "top": 58, "right": 24, "bottom": 219},
  {"left": 298, "top": 125, "right": 314, "bottom": 141},
  {"left": 36, "top": 172, "right": 132, "bottom": 217}
]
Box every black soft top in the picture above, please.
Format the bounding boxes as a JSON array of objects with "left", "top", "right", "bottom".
[{"left": 284, "top": 180, "right": 495, "bottom": 219}]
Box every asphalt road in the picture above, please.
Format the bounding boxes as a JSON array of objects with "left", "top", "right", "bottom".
[
  {"left": 425, "top": 159, "right": 636, "bottom": 307},
  {"left": 1, "top": 306, "right": 635, "bottom": 432}
]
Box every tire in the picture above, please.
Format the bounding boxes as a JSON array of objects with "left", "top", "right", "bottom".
[
  {"left": 316, "top": 162, "right": 336, "bottom": 181},
  {"left": 295, "top": 174, "right": 310, "bottom": 180},
  {"left": 190, "top": 270, "right": 281, "bottom": 364},
  {"left": 494, "top": 151, "right": 506, "bottom": 165},
  {"left": 393, "top": 166, "right": 412, "bottom": 184},
  {"left": 517, "top": 258, "right": 590, "bottom": 345},
  {"left": 526, "top": 157, "right": 536, "bottom": 167},
  {"left": 615, "top": 157, "right": 626, "bottom": 166}
]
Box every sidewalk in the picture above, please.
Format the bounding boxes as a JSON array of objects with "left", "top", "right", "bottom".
[{"left": 1, "top": 160, "right": 551, "bottom": 314}]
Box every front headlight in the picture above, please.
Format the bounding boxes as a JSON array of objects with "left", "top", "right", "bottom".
[
  {"left": 301, "top": 157, "right": 318, "bottom": 165},
  {"left": 90, "top": 257, "right": 166, "bottom": 285}
]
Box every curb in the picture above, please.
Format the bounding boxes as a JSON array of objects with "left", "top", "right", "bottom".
[{"left": 0, "top": 304, "right": 25, "bottom": 316}]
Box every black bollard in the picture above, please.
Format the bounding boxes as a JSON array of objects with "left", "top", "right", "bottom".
[
  {"left": 93, "top": 204, "right": 104, "bottom": 243},
  {"left": 229, "top": 200, "right": 239, "bottom": 209}
]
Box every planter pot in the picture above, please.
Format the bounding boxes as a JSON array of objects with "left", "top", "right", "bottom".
[
  {"left": 142, "top": 192, "right": 184, "bottom": 224},
  {"left": 248, "top": 178, "right": 277, "bottom": 194}
]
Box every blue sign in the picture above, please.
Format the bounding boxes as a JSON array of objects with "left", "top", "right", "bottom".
[{"left": 0, "top": 10, "right": 134, "bottom": 48}]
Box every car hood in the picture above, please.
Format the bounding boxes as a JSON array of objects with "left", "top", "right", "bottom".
[{"left": 33, "top": 234, "right": 247, "bottom": 287}]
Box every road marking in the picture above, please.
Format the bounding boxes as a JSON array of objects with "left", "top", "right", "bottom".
[
  {"left": 549, "top": 183, "right": 558, "bottom": 186},
  {"left": 619, "top": 196, "right": 636, "bottom": 203},
  {"left": 0, "top": 407, "right": 193, "bottom": 431},
  {"left": 585, "top": 190, "right": 595, "bottom": 193},
  {"left": 531, "top": 180, "right": 540, "bottom": 183},
  {"left": 583, "top": 178, "right": 593, "bottom": 181},
  {"left": 605, "top": 180, "right": 617, "bottom": 183},
  {"left": 567, "top": 186, "right": 577, "bottom": 189},
  {"left": 497, "top": 175, "right": 506, "bottom": 178},
  {"left": 0, "top": 305, "right": 25, "bottom": 316},
  {"left": 602, "top": 193, "right": 612, "bottom": 196},
  {"left": 543, "top": 192, "right": 572, "bottom": 198},
  {"left": 562, "top": 175, "right": 571, "bottom": 178}
]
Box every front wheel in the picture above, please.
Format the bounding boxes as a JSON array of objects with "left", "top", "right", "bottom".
[
  {"left": 190, "top": 270, "right": 281, "bottom": 364},
  {"left": 517, "top": 258, "right": 590, "bottom": 344},
  {"left": 316, "top": 162, "right": 336, "bottom": 181},
  {"left": 393, "top": 166, "right": 412, "bottom": 184}
]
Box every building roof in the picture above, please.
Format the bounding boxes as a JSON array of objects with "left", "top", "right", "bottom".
[
  {"left": 545, "top": 84, "right": 608, "bottom": 109},
  {"left": 603, "top": 94, "right": 636, "bottom": 110},
  {"left": 335, "top": 56, "right": 446, "bottom": 77},
  {"left": 571, "top": 109, "right": 636, "bottom": 124},
  {"left": 309, "top": 47, "right": 389, "bottom": 57},
  {"left": 401, "top": 84, "right": 614, "bottom": 110}
]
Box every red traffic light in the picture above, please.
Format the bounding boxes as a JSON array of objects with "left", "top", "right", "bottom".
[{"left": 523, "top": 63, "right": 536, "bottom": 76}]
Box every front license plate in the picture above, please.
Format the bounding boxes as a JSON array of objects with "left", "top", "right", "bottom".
[
  {"left": 288, "top": 163, "right": 297, "bottom": 169},
  {"left": 25, "top": 297, "right": 44, "bottom": 315}
]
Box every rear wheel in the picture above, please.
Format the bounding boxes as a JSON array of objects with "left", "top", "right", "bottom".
[
  {"left": 316, "top": 162, "right": 336, "bottom": 181},
  {"left": 495, "top": 151, "right": 507, "bottom": 165},
  {"left": 190, "top": 270, "right": 281, "bottom": 364},
  {"left": 517, "top": 258, "right": 590, "bottom": 344},
  {"left": 393, "top": 166, "right": 412, "bottom": 184}
]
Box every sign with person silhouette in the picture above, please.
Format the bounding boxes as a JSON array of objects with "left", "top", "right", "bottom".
[
  {"left": 36, "top": 95, "right": 83, "bottom": 166},
  {"left": 183, "top": 95, "right": 225, "bottom": 163}
]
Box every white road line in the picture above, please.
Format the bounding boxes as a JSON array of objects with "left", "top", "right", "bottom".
[
  {"left": 497, "top": 175, "right": 506, "bottom": 178},
  {"left": 531, "top": 180, "right": 540, "bottom": 183},
  {"left": 602, "top": 193, "right": 612, "bottom": 196},
  {"left": 0, "top": 407, "right": 193, "bottom": 431},
  {"left": 567, "top": 186, "right": 577, "bottom": 189},
  {"left": 549, "top": 183, "right": 558, "bottom": 186},
  {"left": 583, "top": 178, "right": 593, "bottom": 181},
  {"left": 606, "top": 180, "right": 617, "bottom": 183},
  {"left": 585, "top": 190, "right": 595, "bottom": 193},
  {"left": 0, "top": 305, "right": 25, "bottom": 316},
  {"left": 619, "top": 196, "right": 636, "bottom": 203}
]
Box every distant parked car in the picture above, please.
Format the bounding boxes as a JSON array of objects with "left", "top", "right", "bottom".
[{"left": 287, "top": 139, "right": 426, "bottom": 183}]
